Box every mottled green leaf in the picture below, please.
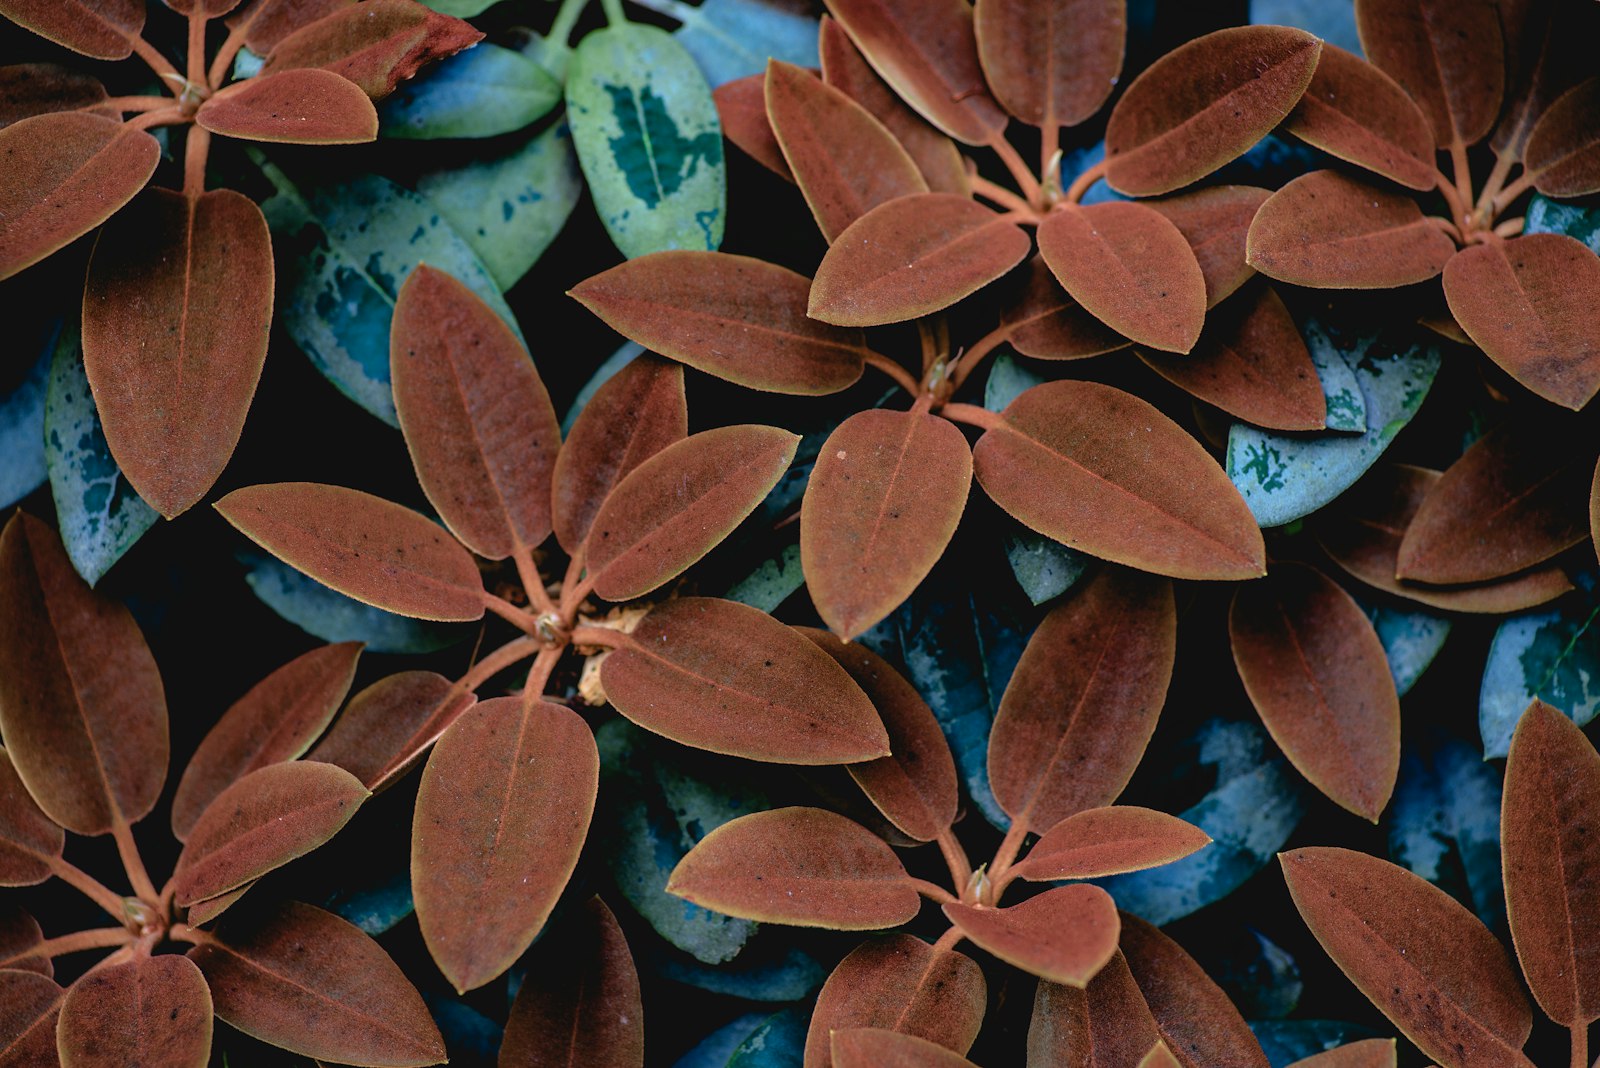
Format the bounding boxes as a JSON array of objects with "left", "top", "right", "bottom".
[
  {"left": 1387, "top": 731, "right": 1504, "bottom": 929},
  {"left": 379, "top": 43, "right": 560, "bottom": 139},
  {"left": 1359, "top": 600, "right": 1449, "bottom": 697},
  {"left": 0, "top": 325, "right": 50, "bottom": 510},
  {"left": 722, "top": 540, "right": 804, "bottom": 613},
  {"left": 419, "top": 0, "right": 500, "bottom": 15},
  {"left": 1525, "top": 193, "right": 1600, "bottom": 255},
  {"left": 44, "top": 320, "right": 157, "bottom": 585},
  {"left": 1203, "top": 928, "right": 1303, "bottom": 1019},
  {"left": 326, "top": 869, "right": 414, "bottom": 936},
  {"left": 1310, "top": 327, "right": 1365, "bottom": 433},
  {"left": 567, "top": 23, "right": 725, "bottom": 257},
  {"left": 674, "top": 1014, "right": 770, "bottom": 1068},
  {"left": 727, "top": 1005, "right": 809, "bottom": 1068},
  {"left": 1249, "top": 1021, "right": 1381, "bottom": 1068},
  {"left": 241, "top": 551, "right": 466, "bottom": 654},
  {"left": 648, "top": 932, "right": 827, "bottom": 1002},
  {"left": 416, "top": 121, "right": 581, "bottom": 290},
  {"left": 672, "top": 0, "right": 819, "bottom": 87},
  {"left": 1480, "top": 584, "right": 1600, "bottom": 758},
  {"left": 1004, "top": 528, "right": 1090, "bottom": 607}
]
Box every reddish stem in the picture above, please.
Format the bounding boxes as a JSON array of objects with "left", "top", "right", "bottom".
[
  {"left": 483, "top": 591, "right": 542, "bottom": 632},
  {"left": 520, "top": 647, "right": 563, "bottom": 709},
  {"left": 100, "top": 95, "right": 174, "bottom": 113},
  {"left": 987, "top": 817, "right": 1030, "bottom": 889},
  {"left": 939, "top": 403, "right": 1004, "bottom": 433},
  {"left": 987, "top": 130, "right": 1043, "bottom": 208},
  {"left": 571, "top": 624, "right": 626, "bottom": 649},
  {"left": 129, "top": 35, "right": 184, "bottom": 91},
  {"left": 49, "top": 857, "right": 129, "bottom": 922},
  {"left": 184, "top": 125, "right": 210, "bottom": 198},
  {"left": 909, "top": 877, "right": 957, "bottom": 905},
  {"left": 1493, "top": 172, "right": 1537, "bottom": 215},
  {"left": 969, "top": 175, "right": 1033, "bottom": 215},
  {"left": 458, "top": 635, "right": 542, "bottom": 692},
  {"left": 513, "top": 545, "right": 558, "bottom": 617},
  {"left": 935, "top": 827, "right": 973, "bottom": 892},
  {"left": 128, "top": 107, "right": 188, "bottom": 131},
  {"left": 948, "top": 325, "right": 1011, "bottom": 391},
  {"left": 864, "top": 351, "right": 920, "bottom": 396},
  {"left": 111, "top": 820, "right": 160, "bottom": 906},
  {"left": 1062, "top": 158, "right": 1107, "bottom": 205},
  {"left": 31, "top": 927, "right": 132, "bottom": 960},
  {"left": 187, "top": 6, "right": 208, "bottom": 89},
  {"left": 931, "top": 925, "right": 965, "bottom": 953}
]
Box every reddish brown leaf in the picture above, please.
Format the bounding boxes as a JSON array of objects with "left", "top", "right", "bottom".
[
  {"left": 587, "top": 425, "right": 799, "bottom": 601},
  {"left": 1316, "top": 464, "right": 1574, "bottom": 613},
  {"left": 552, "top": 354, "right": 686, "bottom": 555},
  {"left": 1011, "top": 806, "right": 1209, "bottom": 882},
  {"left": 570, "top": 252, "right": 868, "bottom": 395},
  {"left": 1355, "top": 0, "right": 1504, "bottom": 146},
  {"left": 0, "top": 63, "right": 111, "bottom": 129},
  {"left": 1038, "top": 202, "right": 1206, "bottom": 354},
  {"left": 973, "top": 381, "right": 1267, "bottom": 580},
  {"left": 1286, "top": 44, "right": 1437, "bottom": 190},
  {"left": 0, "top": 112, "right": 158, "bottom": 282},
  {"left": 1000, "top": 255, "right": 1128, "bottom": 361},
  {"left": 1138, "top": 284, "right": 1325, "bottom": 431},
  {"left": 766, "top": 59, "right": 927, "bottom": 242},
  {"left": 58, "top": 955, "right": 212, "bottom": 1068},
  {"left": 228, "top": 0, "right": 350, "bottom": 54},
  {"left": 0, "top": 905, "right": 51, "bottom": 974},
  {"left": 192, "top": 902, "right": 444, "bottom": 1066},
  {"left": 1594, "top": 454, "right": 1600, "bottom": 568},
  {"left": 498, "top": 897, "right": 643, "bottom": 1068},
  {"left": 600, "top": 598, "right": 890, "bottom": 764},
  {"left": 1442, "top": 233, "right": 1600, "bottom": 410},
  {"left": 1144, "top": 185, "right": 1271, "bottom": 309},
  {"left": 215, "top": 483, "right": 485, "bottom": 622},
  {"left": 172, "top": 761, "right": 368, "bottom": 906},
  {"left": 1281, "top": 847, "right": 1535, "bottom": 1068},
  {"left": 1105, "top": 26, "right": 1321, "bottom": 196},
  {"left": 1396, "top": 417, "right": 1593, "bottom": 584},
  {"left": 832, "top": 1030, "right": 978, "bottom": 1068},
  {"left": 307, "top": 671, "right": 475, "bottom": 790},
  {"left": 0, "top": 513, "right": 167, "bottom": 836},
  {"left": 987, "top": 568, "right": 1174, "bottom": 833},
  {"left": 1246, "top": 170, "right": 1457, "bottom": 289},
  {"left": 1286, "top": 1041, "right": 1397, "bottom": 1068},
  {"left": 1028, "top": 953, "right": 1163, "bottom": 1068},
  {"left": 1501, "top": 699, "right": 1600, "bottom": 1026},
  {"left": 944, "top": 884, "right": 1119, "bottom": 987},
  {"left": 714, "top": 73, "right": 792, "bottom": 180},
  {"left": 822, "top": 0, "right": 1007, "bottom": 145},
  {"left": 1524, "top": 76, "right": 1600, "bottom": 197},
  {"left": 196, "top": 68, "right": 378, "bottom": 144},
  {"left": 390, "top": 264, "right": 559, "bottom": 560},
  {"left": 0, "top": 0, "right": 142, "bottom": 59},
  {"left": 1491, "top": 0, "right": 1599, "bottom": 162},
  {"left": 974, "top": 0, "right": 1123, "bottom": 129},
  {"left": 1230, "top": 563, "right": 1400, "bottom": 822},
  {"left": 801, "top": 410, "right": 972, "bottom": 639},
  {"left": 668, "top": 807, "right": 920, "bottom": 929},
  {"left": 802, "top": 631, "right": 960, "bottom": 841},
  {"left": 804, "top": 935, "right": 985, "bottom": 1068},
  {"left": 1141, "top": 1044, "right": 1182, "bottom": 1068},
  {"left": 187, "top": 883, "right": 253, "bottom": 928},
  {"left": 259, "top": 0, "right": 483, "bottom": 99},
  {"left": 810, "top": 193, "right": 1031, "bottom": 327},
  {"left": 0, "top": 750, "right": 61, "bottom": 886},
  {"left": 413, "top": 698, "right": 597, "bottom": 993},
  {"left": 171, "top": 642, "right": 361, "bottom": 842},
  {"left": 0, "top": 970, "right": 63, "bottom": 1065},
  {"left": 82, "top": 187, "right": 272, "bottom": 518}
]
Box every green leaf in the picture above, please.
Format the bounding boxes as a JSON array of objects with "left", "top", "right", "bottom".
[
  {"left": 1227, "top": 319, "right": 1439, "bottom": 527},
  {"left": 672, "top": 0, "right": 820, "bottom": 87},
  {"left": 982, "top": 350, "right": 1045, "bottom": 413},
  {"left": 567, "top": 23, "right": 725, "bottom": 258},
  {"left": 1387, "top": 731, "right": 1504, "bottom": 929},
  {"left": 1359, "top": 599, "right": 1450, "bottom": 697},
  {"left": 44, "top": 320, "right": 157, "bottom": 586},
  {"left": 1249, "top": 1021, "right": 1381, "bottom": 1067},
  {"left": 673, "top": 1013, "right": 770, "bottom": 1068},
  {"left": 416, "top": 121, "right": 582, "bottom": 290},
  {"left": 1309, "top": 325, "right": 1365, "bottom": 433},
  {"left": 0, "top": 324, "right": 50, "bottom": 510},
  {"left": 646, "top": 932, "right": 827, "bottom": 1002},
  {"left": 419, "top": 0, "right": 501, "bottom": 14},
  {"left": 1526, "top": 193, "right": 1600, "bottom": 255},
  {"left": 424, "top": 995, "right": 500, "bottom": 1063},
  {"left": 379, "top": 43, "right": 561, "bottom": 139},
  {"left": 1479, "top": 583, "right": 1600, "bottom": 758},
  {"left": 726, "top": 1006, "right": 809, "bottom": 1068},
  {"left": 722, "top": 540, "right": 804, "bottom": 613},
  {"left": 241, "top": 551, "right": 466, "bottom": 654},
  {"left": 1004, "top": 528, "right": 1090, "bottom": 607}
]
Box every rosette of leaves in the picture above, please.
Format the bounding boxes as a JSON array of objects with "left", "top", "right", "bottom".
[{"left": 0, "top": 513, "right": 444, "bottom": 1065}]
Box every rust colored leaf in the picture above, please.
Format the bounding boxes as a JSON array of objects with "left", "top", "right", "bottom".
[
  {"left": 766, "top": 59, "right": 927, "bottom": 242},
  {"left": 822, "top": 0, "right": 1006, "bottom": 145},
  {"left": 171, "top": 642, "right": 361, "bottom": 842},
  {"left": 973, "top": 381, "right": 1266, "bottom": 580},
  {"left": 1138, "top": 285, "right": 1325, "bottom": 431},
  {"left": 499, "top": 897, "right": 643, "bottom": 1068},
  {"left": 58, "top": 955, "right": 212, "bottom": 1068},
  {"left": 1141, "top": 1045, "right": 1182, "bottom": 1068},
  {"left": 413, "top": 698, "right": 597, "bottom": 993},
  {"left": 215, "top": 483, "right": 485, "bottom": 622},
  {"left": 172, "top": 761, "right": 368, "bottom": 906},
  {"left": 1246, "top": 170, "right": 1457, "bottom": 289},
  {"left": 1230, "top": 562, "right": 1400, "bottom": 822},
  {"left": 1442, "top": 233, "right": 1600, "bottom": 410},
  {"left": 1144, "top": 185, "right": 1270, "bottom": 309},
  {"left": 228, "top": 0, "right": 350, "bottom": 54},
  {"left": 832, "top": 1030, "right": 978, "bottom": 1068},
  {"left": 1011, "top": 806, "right": 1209, "bottom": 882},
  {"left": 1281, "top": 847, "right": 1535, "bottom": 1068},
  {"left": 307, "top": 671, "right": 475, "bottom": 790},
  {"left": 600, "top": 598, "right": 889, "bottom": 764},
  {"left": 1038, "top": 202, "right": 1206, "bottom": 353},
  {"left": 0, "top": 0, "right": 141, "bottom": 59},
  {"left": 1491, "top": 0, "right": 1598, "bottom": 162},
  {"left": 0, "top": 750, "right": 61, "bottom": 886},
  {"left": 0, "top": 112, "right": 158, "bottom": 282},
  {"left": 191, "top": 901, "right": 445, "bottom": 1067},
  {"left": 187, "top": 883, "right": 253, "bottom": 928},
  {"left": 974, "top": 0, "right": 1123, "bottom": 129},
  {"left": 1396, "top": 417, "right": 1594, "bottom": 584},
  {"left": 196, "top": 68, "right": 379, "bottom": 144},
  {"left": 570, "top": 252, "right": 868, "bottom": 395},
  {"left": 1286, "top": 44, "right": 1437, "bottom": 190},
  {"left": 1355, "top": 0, "right": 1504, "bottom": 146},
  {"left": 1000, "top": 255, "right": 1128, "bottom": 361},
  {"left": 1524, "top": 76, "right": 1600, "bottom": 197},
  {"left": 391, "top": 264, "right": 559, "bottom": 560},
  {"left": 587, "top": 425, "right": 798, "bottom": 601},
  {"left": 988, "top": 568, "right": 1174, "bottom": 833},
  {"left": 804, "top": 935, "right": 985, "bottom": 1068},
  {"left": 1316, "top": 464, "right": 1573, "bottom": 614},
  {"left": 0, "top": 970, "right": 62, "bottom": 1066},
  {"left": 668, "top": 806, "right": 920, "bottom": 929},
  {"left": 1105, "top": 26, "right": 1321, "bottom": 196},
  {"left": 0, "top": 905, "right": 50, "bottom": 974},
  {"left": 802, "top": 631, "right": 961, "bottom": 841},
  {"left": 0, "top": 512, "right": 166, "bottom": 836},
  {"left": 1028, "top": 953, "right": 1163, "bottom": 1068},
  {"left": 0, "top": 64, "right": 111, "bottom": 129},
  {"left": 818, "top": 16, "right": 968, "bottom": 195},
  {"left": 1501, "top": 699, "right": 1600, "bottom": 1026},
  {"left": 801, "top": 410, "right": 972, "bottom": 639},
  {"left": 552, "top": 354, "right": 686, "bottom": 554},
  {"left": 715, "top": 73, "right": 792, "bottom": 180},
  {"left": 82, "top": 187, "right": 272, "bottom": 518},
  {"left": 259, "top": 0, "right": 482, "bottom": 99},
  {"left": 944, "top": 884, "right": 1119, "bottom": 987},
  {"left": 810, "top": 193, "right": 1031, "bottom": 327},
  {"left": 1286, "top": 1041, "right": 1397, "bottom": 1068}
]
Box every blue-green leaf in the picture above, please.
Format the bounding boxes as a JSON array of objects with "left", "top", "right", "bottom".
[
  {"left": 722, "top": 540, "right": 804, "bottom": 614},
  {"left": 1479, "top": 584, "right": 1600, "bottom": 757},
  {"left": 1309, "top": 326, "right": 1365, "bottom": 433},
  {"left": 561, "top": 341, "right": 645, "bottom": 434},
  {"left": 1249, "top": 0, "right": 1359, "bottom": 56},
  {"left": 325, "top": 870, "right": 414, "bottom": 936},
  {"left": 648, "top": 933, "right": 827, "bottom": 1002},
  {"left": 44, "top": 322, "right": 157, "bottom": 586},
  {"left": 1249, "top": 1021, "right": 1381, "bottom": 1068},
  {"left": 1203, "top": 929, "right": 1302, "bottom": 1019},
  {"left": 423, "top": 995, "right": 501, "bottom": 1063},
  {"left": 1526, "top": 193, "right": 1600, "bottom": 255},
  {"left": 567, "top": 23, "right": 725, "bottom": 258},
  {"left": 0, "top": 326, "right": 51, "bottom": 511},
  {"left": 1359, "top": 600, "right": 1450, "bottom": 697},
  {"left": 416, "top": 121, "right": 581, "bottom": 290},
  {"left": 670, "top": 0, "right": 820, "bottom": 87},
  {"left": 674, "top": 1014, "right": 770, "bottom": 1068},
  {"left": 1004, "top": 529, "right": 1089, "bottom": 607},
  {"left": 379, "top": 43, "right": 561, "bottom": 139},
  {"left": 983, "top": 351, "right": 1045, "bottom": 413},
  {"left": 241, "top": 552, "right": 466, "bottom": 654},
  {"left": 1387, "top": 731, "right": 1504, "bottom": 929},
  {"left": 726, "top": 1006, "right": 809, "bottom": 1068},
  {"left": 420, "top": 0, "right": 501, "bottom": 15}
]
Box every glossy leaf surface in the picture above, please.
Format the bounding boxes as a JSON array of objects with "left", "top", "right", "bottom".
[
  {"left": 832, "top": 1030, "right": 977, "bottom": 1068},
  {"left": 260, "top": 0, "right": 482, "bottom": 99},
  {"left": 1355, "top": 0, "right": 1503, "bottom": 145},
  {"left": 1012, "top": 806, "right": 1210, "bottom": 881},
  {"left": 1524, "top": 77, "right": 1600, "bottom": 197},
  {"left": 197, "top": 69, "right": 379, "bottom": 143},
  {"left": 58, "top": 955, "right": 212, "bottom": 1068},
  {"left": 1144, "top": 185, "right": 1270, "bottom": 309},
  {"left": 0, "top": 749, "right": 61, "bottom": 885},
  {"left": 0, "top": 0, "right": 141, "bottom": 59},
  {"left": 974, "top": 0, "right": 1123, "bottom": 129},
  {"left": 1118, "top": 914, "right": 1270, "bottom": 1068},
  {"left": 308, "top": 671, "right": 475, "bottom": 790},
  {"left": 944, "top": 884, "right": 1120, "bottom": 987},
  {"left": 1286, "top": 44, "right": 1436, "bottom": 190}
]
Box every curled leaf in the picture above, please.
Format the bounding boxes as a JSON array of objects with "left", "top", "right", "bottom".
[
  {"left": 1286, "top": 44, "right": 1436, "bottom": 190},
  {"left": 196, "top": 68, "right": 379, "bottom": 144},
  {"left": 258, "top": 0, "right": 483, "bottom": 100},
  {"left": 944, "top": 884, "right": 1120, "bottom": 987},
  {"left": 58, "top": 955, "right": 212, "bottom": 1068},
  {"left": 1011, "top": 806, "right": 1210, "bottom": 882},
  {"left": 1354, "top": 0, "right": 1503, "bottom": 146},
  {"left": 973, "top": 0, "right": 1125, "bottom": 129}
]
